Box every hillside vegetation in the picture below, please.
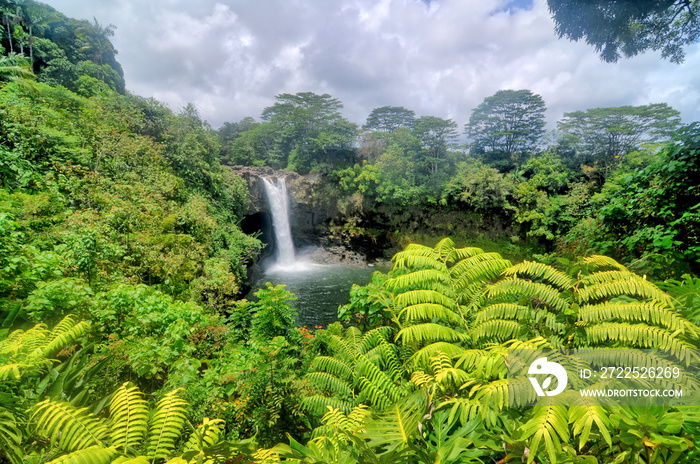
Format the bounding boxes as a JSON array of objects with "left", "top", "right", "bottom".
[{"left": 2, "top": 2, "right": 700, "bottom": 464}]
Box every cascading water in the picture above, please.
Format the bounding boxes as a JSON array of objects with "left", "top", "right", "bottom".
[
  {"left": 262, "top": 177, "right": 296, "bottom": 267},
  {"left": 251, "top": 176, "right": 386, "bottom": 326}
]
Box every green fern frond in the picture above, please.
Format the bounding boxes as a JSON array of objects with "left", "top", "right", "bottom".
[
  {"left": 355, "top": 358, "right": 406, "bottom": 406},
  {"left": 433, "top": 237, "right": 457, "bottom": 261},
  {"left": 519, "top": 396, "right": 569, "bottom": 464},
  {"left": 474, "top": 303, "right": 530, "bottom": 325},
  {"left": 0, "top": 409, "right": 23, "bottom": 464},
  {"left": 504, "top": 336, "right": 553, "bottom": 350},
  {"left": 396, "top": 323, "right": 468, "bottom": 346},
  {"left": 583, "top": 255, "right": 628, "bottom": 271},
  {"left": 470, "top": 320, "right": 521, "bottom": 343},
  {"left": 41, "top": 320, "right": 91, "bottom": 358},
  {"left": 459, "top": 349, "right": 510, "bottom": 381},
  {"left": 183, "top": 418, "right": 225, "bottom": 451},
  {"left": 428, "top": 350, "right": 453, "bottom": 373},
  {"left": 109, "top": 383, "right": 149, "bottom": 454},
  {"left": 393, "top": 289, "right": 457, "bottom": 311},
  {"left": 486, "top": 278, "right": 569, "bottom": 312},
  {"left": 363, "top": 343, "right": 403, "bottom": 382},
  {"left": 398, "top": 303, "right": 464, "bottom": 326},
  {"left": 502, "top": 261, "right": 575, "bottom": 290},
  {"left": 439, "top": 397, "right": 481, "bottom": 426},
  {"left": 252, "top": 448, "right": 282, "bottom": 463},
  {"left": 406, "top": 342, "right": 466, "bottom": 371},
  {"left": 324, "top": 334, "right": 357, "bottom": 362},
  {"left": 45, "top": 446, "right": 118, "bottom": 464},
  {"left": 577, "top": 278, "right": 673, "bottom": 306},
  {"left": 474, "top": 302, "right": 565, "bottom": 334},
  {"left": 302, "top": 395, "right": 352, "bottom": 415},
  {"left": 586, "top": 323, "right": 695, "bottom": 350},
  {"left": 356, "top": 377, "right": 393, "bottom": 410},
  {"left": 317, "top": 407, "right": 351, "bottom": 435},
  {"left": 579, "top": 302, "right": 690, "bottom": 332},
  {"left": 343, "top": 326, "right": 363, "bottom": 349},
  {"left": 112, "top": 457, "right": 150, "bottom": 464},
  {"left": 361, "top": 400, "right": 420, "bottom": 454},
  {"left": 569, "top": 396, "right": 612, "bottom": 450},
  {"left": 0, "top": 324, "right": 49, "bottom": 356},
  {"left": 31, "top": 400, "right": 108, "bottom": 451},
  {"left": 427, "top": 352, "right": 470, "bottom": 393},
  {"left": 346, "top": 404, "right": 371, "bottom": 430},
  {"left": 306, "top": 372, "right": 353, "bottom": 398},
  {"left": 0, "top": 363, "right": 26, "bottom": 381},
  {"left": 308, "top": 356, "right": 354, "bottom": 382},
  {"left": 469, "top": 379, "right": 509, "bottom": 414},
  {"left": 317, "top": 404, "right": 370, "bottom": 437},
  {"left": 446, "top": 246, "right": 486, "bottom": 263},
  {"left": 392, "top": 254, "right": 446, "bottom": 272},
  {"left": 449, "top": 253, "right": 512, "bottom": 288},
  {"left": 146, "top": 389, "right": 188, "bottom": 461},
  {"left": 581, "top": 270, "right": 641, "bottom": 285},
  {"left": 410, "top": 371, "right": 432, "bottom": 389},
  {"left": 358, "top": 326, "right": 394, "bottom": 354},
  {"left": 453, "top": 349, "right": 490, "bottom": 371},
  {"left": 385, "top": 269, "right": 453, "bottom": 294},
  {"left": 504, "top": 376, "right": 539, "bottom": 408}
]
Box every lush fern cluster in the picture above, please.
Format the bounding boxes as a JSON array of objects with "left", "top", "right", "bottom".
[
  {"left": 299, "top": 238, "right": 700, "bottom": 463},
  {"left": 29, "top": 383, "right": 235, "bottom": 464}
]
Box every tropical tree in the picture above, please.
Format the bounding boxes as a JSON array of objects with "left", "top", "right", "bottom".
[
  {"left": 412, "top": 115, "right": 459, "bottom": 188},
  {"left": 1, "top": 5, "right": 18, "bottom": 53},
  {"left": 547, "top": 0, "right": 700, "bottom": 63},
  {"left": 363, "top": 106, "right": 416, "bottom": 133},
  {"left": 23, "top": 3, "right": 46, "bottom": 65},
  {"left": 466, "top": 89, "right": 546, "bottom": 171},
  {"left": 76, "top": 17, "right": 117, "bottom": 90},
  {"left": 217, "top": 116, "right": 257, "bottom": 165},
  {"left": 597, "top": 123, "right": 700, "bottom": 275},
  {"left": 261, "top": 92, "right": 358, "bottom": 173},
  {"left": 556, "top": 103, "right": 681, "bottom": 176}
]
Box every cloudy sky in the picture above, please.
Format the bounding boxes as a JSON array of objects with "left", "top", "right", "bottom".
[{"left": 42, "top": 0, "right": 700, "bottom": 130}]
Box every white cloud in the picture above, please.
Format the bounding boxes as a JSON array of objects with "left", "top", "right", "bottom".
[{"left": 42, "top": 0, "right": 700, "bottom": 128}]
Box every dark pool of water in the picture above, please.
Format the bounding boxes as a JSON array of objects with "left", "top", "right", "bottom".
[{"left": 247, "top": 260, "right": 386, "bottom": 327}]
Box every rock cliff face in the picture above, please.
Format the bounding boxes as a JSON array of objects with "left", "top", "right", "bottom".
[{"left": 226, "top": 166, "right": 336, "bottom": 252}]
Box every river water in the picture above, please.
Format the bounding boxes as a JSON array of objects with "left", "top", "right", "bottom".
[
  {"left": 255, "top": 175, "right": 386, "bottom": 326},
  {"left": 247, "top": 260, "right": 384, "bottom": 327}
]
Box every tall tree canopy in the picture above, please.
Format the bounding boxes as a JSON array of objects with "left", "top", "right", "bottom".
[
  {"left": 465, "top": 89, "right": 546, "bottom": 171},
  {"left": 557, "top": 103, "right": 681, "bottom": 173},
  {"left": 547, "top": 0, "right": 700, "bottom": 63},
  {"left": 363, "top": 106, "right": 416, "bottom": 133},
  {"left": 412, "top": 115, "right": 459, "bottom": 187},
  {"left": 261, "top": 92, "right": 357, "bottom": 173}
]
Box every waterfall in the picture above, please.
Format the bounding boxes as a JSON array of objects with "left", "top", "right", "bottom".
[{"left": 262, "top": 177, "right": 296, "bottom": 266}]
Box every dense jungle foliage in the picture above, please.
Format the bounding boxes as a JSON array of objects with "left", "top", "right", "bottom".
[{"left": 2, "top": 1, "right": 700, "bottom": 464}]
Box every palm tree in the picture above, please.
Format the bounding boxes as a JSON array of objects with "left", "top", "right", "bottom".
[
  {"left": 24, "top": 5, "right": 46, "bottom": 66},
  {"left": 76, "top": 17, "right": 117, "bottom": 90},
  {"left": 1, "top": 6, "right": 18, "bottom": 53}
]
